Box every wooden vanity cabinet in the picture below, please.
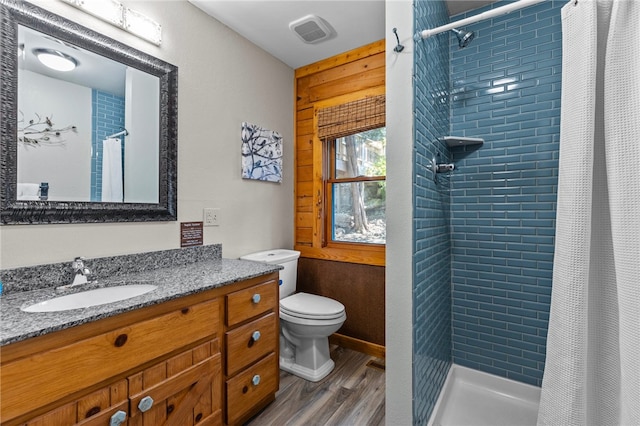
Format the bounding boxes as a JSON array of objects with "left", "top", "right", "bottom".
[{"left": 0, "top": 272, "right": 280, "bottom": 426}]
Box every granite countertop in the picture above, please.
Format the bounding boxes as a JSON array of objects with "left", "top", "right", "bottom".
[{"left": 0, "top": 258, "right": 281, "bottom": 346}]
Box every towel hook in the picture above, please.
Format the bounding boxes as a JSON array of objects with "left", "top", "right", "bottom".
[{"left": 392, "top": 28, "right": 405, "bottom": 52}]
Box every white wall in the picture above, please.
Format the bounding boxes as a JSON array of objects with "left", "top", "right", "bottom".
[
  {"left": 1, "top": 1, "right": 294, "bottom": 268},
  {"left": 17, "top": 70, "right": 92, "bottom": 202},
  {"left": 385, "top": 0, "right": 414, "bottom": 424},
  {"left": 124, "top": 67, "right": 159, "bottom": 203}
]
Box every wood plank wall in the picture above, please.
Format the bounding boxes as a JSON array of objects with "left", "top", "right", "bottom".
[
  {"left": 294, "top": 39, "right": 385, "bottom": 257},
  {"left": 293, "top": 40, "right": 386, "bottom": 352}
]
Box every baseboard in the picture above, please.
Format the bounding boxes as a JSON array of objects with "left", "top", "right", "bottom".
[{"left": 329, "top": 333, "right": 385, "bottom": 359}]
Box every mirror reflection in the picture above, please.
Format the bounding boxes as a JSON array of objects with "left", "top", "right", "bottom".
[{"left": 17, "top": 25, "right": 160, "bottom": 204}]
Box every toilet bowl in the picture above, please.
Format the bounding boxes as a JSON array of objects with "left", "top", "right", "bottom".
[
  {"left": 279, "top": 292, "right": 346, "bottom": 381},
  {"left": 240, "top": 249, "right": 346, "bottom": 382}
]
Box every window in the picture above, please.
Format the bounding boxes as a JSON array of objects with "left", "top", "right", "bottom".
[
  {"left": 317, "top": 95, "right": 386, "bottom": 250},
  {"left": 326, "top": 128, "right": 386, "bottom": 245}
]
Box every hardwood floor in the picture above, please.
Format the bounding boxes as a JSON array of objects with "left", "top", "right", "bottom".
[{"left": 246, "top": 346, "right": 386, "bottom": 426}]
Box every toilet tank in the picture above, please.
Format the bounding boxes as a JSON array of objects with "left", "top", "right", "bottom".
[{"left": 240, "top": 249, "right": 300, "bottom": 299}]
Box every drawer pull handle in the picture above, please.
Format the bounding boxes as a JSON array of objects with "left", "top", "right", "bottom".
[
  {"left": 248, "top": 330, "right": 261, "bottom": 347},
  {"left": 110, "top": 410, "right": 127, "bottom": 426},
  {"left": 114, "top": 334, "right": 128, "bottom": 347},
  {"left": 138, "top": 396, "right": 154, "bottom": 412},
  {"left": 252, "top": 374, "right": 261, "bottom": 386},
  {"left": 252, "top": 293, "right": 261, "bottom": 304},
  {"left": 86, "top": 406, "right": 101, "bottom": 418}
]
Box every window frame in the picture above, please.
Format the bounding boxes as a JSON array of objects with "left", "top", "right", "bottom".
[{"left": 323, "top": 132, "right": 386, "bottom": 249}]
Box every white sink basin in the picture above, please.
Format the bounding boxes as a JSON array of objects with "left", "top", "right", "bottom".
[{"left": 22, "top": 284, "right": 158, "bottom": 313}]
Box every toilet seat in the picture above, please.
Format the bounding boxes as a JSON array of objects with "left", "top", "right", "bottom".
[{"left": 280, "top": 292, "right": 345, "bottom": 320}]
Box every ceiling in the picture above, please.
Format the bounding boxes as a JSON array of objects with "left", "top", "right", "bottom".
[
  {"left": 19, "top": 25, "right": 127, "bottom": 97},
  {"left": 188, "top": 0, "right": 497, "bottom": 69}
]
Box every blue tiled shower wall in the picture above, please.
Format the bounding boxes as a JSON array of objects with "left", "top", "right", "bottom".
[
  {"left": 413, "top": 0, "right": 453, "bottom": 423},
  {"left": 413, "top": 0, "right": 563, "bottom": 420},
  {"left": 91, "top": 90, "right": 126, "bottom": 202},
  {"left": 449, "top": 0, "right": 563, "bottom": 386}
]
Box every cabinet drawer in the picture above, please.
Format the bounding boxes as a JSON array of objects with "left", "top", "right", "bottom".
[
  {"left": 226, "top": 281, "right": 277, "bottom": 327},
  {"left": 226, "top": 312, "right": 277, "bottom": 376},
  {"left": 1, "top": 299, "right": 219, "bottom": 422},
  {"left": 225, "top": 353, "right": 278, "bottom": 425}
]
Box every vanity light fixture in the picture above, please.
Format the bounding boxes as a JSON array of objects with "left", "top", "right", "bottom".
[
  {"left": 73, "top": 0, "right": 123, "bottom": 26},
  {"left": 33, "top": 48, "right": 78, "bottom": 72},
  {"left": 123, "top": 7, "right": 162, "bottom": 45},
  {"left": 59, "top": 0, "right": 162, "bottom": 46}
]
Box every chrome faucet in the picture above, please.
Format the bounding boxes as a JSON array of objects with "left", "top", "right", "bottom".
[
  {"left": 57, "top": 257, "right": 91, "bottom": 291},
  {"left": 72, "top": 257, "right": 91, "bottom": 280}
]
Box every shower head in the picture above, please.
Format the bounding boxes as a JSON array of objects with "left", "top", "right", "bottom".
[{"left": 451, "top": 28, "right": 475, "bottom": 48}]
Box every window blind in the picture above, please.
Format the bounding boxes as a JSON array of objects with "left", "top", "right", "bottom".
[{"left": 317, "top": 95, "right": 385, "bottom": 140}]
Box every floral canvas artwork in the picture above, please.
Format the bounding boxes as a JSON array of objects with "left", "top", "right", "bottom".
[{"left": 241, "top": 122, "right": 283, "bottom": 183}]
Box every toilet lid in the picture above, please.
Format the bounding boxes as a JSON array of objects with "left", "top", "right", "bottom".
[{"left": 280, "top": 292, "right": 345, "bottom": 320}]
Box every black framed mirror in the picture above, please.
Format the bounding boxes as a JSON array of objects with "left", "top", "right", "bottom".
[{"left": 0, "top": 1, "right": 177, "bottom": 224}]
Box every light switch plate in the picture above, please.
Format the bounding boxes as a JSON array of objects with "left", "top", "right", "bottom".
[{"left": 204, "top": 208, "right": 220, "bottom": 226}]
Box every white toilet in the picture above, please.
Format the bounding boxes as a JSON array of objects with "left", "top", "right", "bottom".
[{"left": 240, "top": 249, "right": 346, "bottom": 382}]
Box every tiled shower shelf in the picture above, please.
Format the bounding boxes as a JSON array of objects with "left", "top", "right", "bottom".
[{"left": 443, "top": 136, "right": 484, "bottom": 147}]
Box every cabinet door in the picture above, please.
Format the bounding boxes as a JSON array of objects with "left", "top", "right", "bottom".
[
  {"left": 22, "top": 380, "right": 128, "bottom": 426},
  {"left": 128, "top": 340, "right": 222, "bottom": 426}
]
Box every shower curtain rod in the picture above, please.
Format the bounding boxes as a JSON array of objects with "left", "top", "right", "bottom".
[
  {"left": 417, "top": 0, "right": 546, "bottom": 39},
  {"left": 106, "top": 128, "right": 129, "bottom": 139}
]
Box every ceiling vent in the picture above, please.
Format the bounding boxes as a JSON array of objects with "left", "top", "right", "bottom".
[{"left": 289, "top": 15, "right": 333, "bottom": 44}]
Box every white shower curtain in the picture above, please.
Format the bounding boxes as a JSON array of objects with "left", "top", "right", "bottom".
[
  {"left": 102, "top": 138, "right": 123, "bottom": 202},
  {"left": 537, "top": 0, "right": 640, "bottom": 425}
]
